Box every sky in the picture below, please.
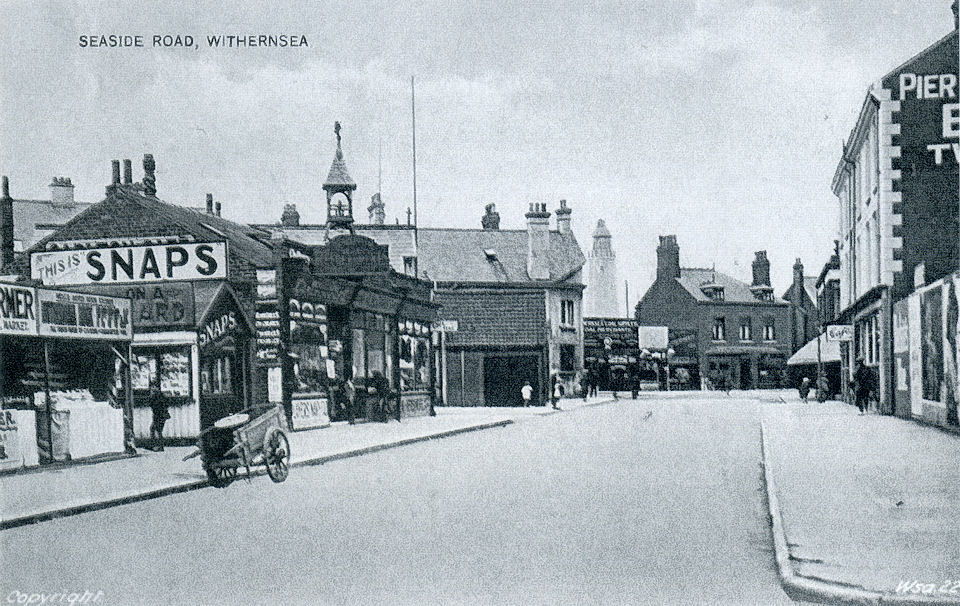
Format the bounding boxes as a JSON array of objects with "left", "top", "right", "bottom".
[{"left": 1, "top": 0, "right": 956, "bottom": 313}]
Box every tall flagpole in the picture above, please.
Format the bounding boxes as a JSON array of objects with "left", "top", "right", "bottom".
[{"left": 411, "top": 75, "right": 418, "bottom": 277}]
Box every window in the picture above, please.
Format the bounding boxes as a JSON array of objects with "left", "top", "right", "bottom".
[
  {"left": 560, "top": 300, "right": 575, "bottom": 326},
  {"left": 763, "top": 319, "right": 776, "bottom": 341},
  {"left": 739, "top": 318, "right": 752, "bottom": 341},
  {"left": 560, "top": 345, "right": 576, "bottom": 372},
  {"left": 712, "top": 317, "right": 726, "bottom": 341}
]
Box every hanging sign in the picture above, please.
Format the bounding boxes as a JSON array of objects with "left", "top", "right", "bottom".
[
  {"left": 826, "top": 325, "right": 854, "bottom": 342},
  {"left": 31, "top": 242, "right": 227, "bottom": 286},
  {"left": 0, "top": 283, "right": 38, "bottom": 336},
  {"left": 37, "top": 288, "right": 132, "bottom": 340}
]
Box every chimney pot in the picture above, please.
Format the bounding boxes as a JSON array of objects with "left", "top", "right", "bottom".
[
  {"left": 111, "top": 160, "right": 121, "bottom": 185},
  {"left": 206, "top": 193, "right": 213, "bottom": 215}
]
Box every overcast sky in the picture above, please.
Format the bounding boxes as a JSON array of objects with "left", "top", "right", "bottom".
[{"left": 1, "top": 0, "right": 956, "bottom": 311}]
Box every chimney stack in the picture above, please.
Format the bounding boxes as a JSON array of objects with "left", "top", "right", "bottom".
[
  {"left": 206, "top": 193, "right": 214, "bottom": 215},
  {"left": 111, "top": 160, "right": 121, "bottom": 185},
  {"left": 525, "top": 202, "right": 551, "bottom": 280},
  {"left": 555, "top": 199, "right": 572, "bottom": 234},
  {"left": 793, "top": 258, "right": 804, "bottom": 287},
  {"left": 215, "top": 201, "right": 222, "bottom": 217},
  {"left": 953, "top": 0, "right": 958, "bottom": 30},
  {"left": 142, "top": 154, "right": 156, "bottom": 196},
  {"left": 123, "top": 159, "right": 133, "bottom": 184},
  {"left": 751, "top": 251, "right": 771, "bottom": 286},
  {"left": 481, "top": 203, "right": 500, "bottom": 230},
  {"left": 49, "top": 177, "right": 75, "bottom": 208},
  {"left": 1, "top": 176, "right": 14, "bottom": 272},
  {"left": 656, "top": 235, "right": 680, "bottom": 281},
  {"left": 281, "top": 203, "right": 300, "bottom": 227}
]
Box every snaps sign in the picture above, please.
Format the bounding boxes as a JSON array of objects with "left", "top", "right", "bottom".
[{"left": 31, "top": 243, "right": 227, "bottom": 286}]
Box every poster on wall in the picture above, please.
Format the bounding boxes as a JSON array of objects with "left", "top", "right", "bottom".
[
  {"left": 291, "top": 397, "right": 329, "bottom": 430},
  {"left": 921, "top": 284, "right": 943, "bottom": 401},
  {"left": 945, "top": 277, "right": 960, "bottom": 425},
  {"left": 37, "top": 288, "right": 132, "bottom": 340},
  {"left": 0, "top": 410, "right": 23, "bottom": 472},
  {"left": 893, "top": 299, "right": 911, "bottom": 416}
]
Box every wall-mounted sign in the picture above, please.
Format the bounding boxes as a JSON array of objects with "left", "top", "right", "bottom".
[
  {"left": 0, "top": 283, "right": 38, "bottom": 336},
  {"left": 0, "top": 410, "right": 23, "bottom": 472},
  {"left": 638, "top": 326, "right": 669, "bottom": 350},
  {"left": 826, "top": 324, "right": 854, "bottom": 342},
  {"left": 37, "top": 288, "right": 132, "bottom": 340},
  {"left": 256, "top": 269, "right": 277, "bottom": 300},
  {"left": 198, "top": 311, "right": 238, "bottom": 347},
  {"left": 31, "top": 242, "right": 227, "bottom": 286},
  {"left": 73, "top": 283, "right": 195, "bottom": 329},
  {"left": 584, "top": 317, "right": 639, "bottom": 351},
  {"left": 432, "top": 320, "right": 459, "bottom": 333},
  {"left": 291, "top": 397, "right": 329, "bottom": 430}
]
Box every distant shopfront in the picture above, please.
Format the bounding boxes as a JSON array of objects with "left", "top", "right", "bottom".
[
  {"left": 0, "top": 281, "right": 132, "bottom": 469},
  {"left": 584, "top": 318, "right": 639, "bottom": 391}
]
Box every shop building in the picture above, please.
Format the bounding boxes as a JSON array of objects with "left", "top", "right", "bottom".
[
  {"left": 0, "top": 279, "right": 132, "bottom": 469},
  {"left": 0, "top": 176, "right": 92, "bottom": 261},
  {"left": 635, "top": 236, "right": 791, "bottom": 390},
  {"left": 266, "top": 123, "right": 438, "bottom": 426},
  {"left": 832, "top": 12, "right": 958, "bottom": 414},
  {"left": 19, "top": 156, "right": 272, "bottom": 442}
]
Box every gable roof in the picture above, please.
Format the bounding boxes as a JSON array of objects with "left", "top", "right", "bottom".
[
  {"left": 23, "top": 186, "right": 275, "bottom": 270},
  {"left": 676, "top": 267, "right": 787, "bottom": 305},
  {"left": 781, "top": 276, "right": 818, "bottom": 306},
  {"left": 417, "top": 228, "right": 585, "bottom": 285}
]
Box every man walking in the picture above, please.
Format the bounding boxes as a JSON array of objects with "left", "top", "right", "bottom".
[
  {"left": 521, "top": 381, "right": 533, "bottom": 407},
  {"left": 852, "top": 362, "right": 871, "bottom": 414}
]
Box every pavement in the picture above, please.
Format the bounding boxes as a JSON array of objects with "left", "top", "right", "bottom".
[
  {"left": 0, "top": 396, "right": 610, "bottom": 530},
  {"left": 760, "top": 393, "right": 960, "bottom": 605}
]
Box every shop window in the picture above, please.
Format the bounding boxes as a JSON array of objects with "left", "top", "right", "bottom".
[
  {"left": 290, "top": 322, "right": 328, "bottom": 396},
  {"left": 131, "top": 347, "right": 192, "bottom": 399},
  {"left": 560, "top": 345, "right": 576, "bottom": 372},
  {"left": 739, "top": 318, "right": 752, "bottom": 341},
  {"left": 201, "top": 353, "right": 233, "bottom": 395},
  {"left": 560, "top": 300, "right": 575, "bottom": 326},
  {"left": 712, "top": 317, "right": 726, "bottom": 341},
  {"left": 399, "top": 333, "right": 430, "bottom": 391}
]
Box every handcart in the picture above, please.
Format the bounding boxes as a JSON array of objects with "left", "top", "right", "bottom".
[{"left": 184, "top": 404, "right": 291, "bottom": 487}]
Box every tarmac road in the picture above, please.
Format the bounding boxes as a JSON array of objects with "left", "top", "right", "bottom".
[{"left": 1, "top": 395, "right": 803, "bottom": 605}]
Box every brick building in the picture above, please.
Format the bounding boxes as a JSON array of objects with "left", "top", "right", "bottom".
[
  {"left": 781, "top": 258, "right": 819, "bottom": 354},
  {"left": 635, "top": 236, "right": 791, "bottom": 390},
  {"left": 831, "top": 13, "right": 958, "bottom": 413}
]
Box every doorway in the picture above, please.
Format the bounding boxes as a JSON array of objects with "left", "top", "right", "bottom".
[{"left": 484, "top": 354, "right": 539, "bottom": 407}]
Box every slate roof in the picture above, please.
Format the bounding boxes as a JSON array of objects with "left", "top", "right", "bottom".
[
  {"left": 781, "top": 277, "right": 818, "bottom": 306},
  {"left": 435, "top": 290, "right": 547, "bottom": 347},
  {"left": 416, "top": 228, "right": 585, "bottom": 284},
  {"left": 11, "top": 199, "right": 92, "bottom": 250},
  {"left": 23, "top": 186, "right": 275, "bottom": 270},
  {"left": 676, "top": 267, "right": 788, "bottom": 305}
]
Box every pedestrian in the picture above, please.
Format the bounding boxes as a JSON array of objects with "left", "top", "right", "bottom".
[
  {"left": 799, "top": 377, "right": 811, "bottom": 403},
  {"left": 369, "top": 371, "right": 391, "bottom": 422},
  {"left": 344, "top": 377, "right": 357, "bottom": 424},
  {"left": 148, "top": 384, "right": 170, "bottom": 452},
  {"left": 521, "top": 380, "right": 533, "bottom": 407},
  {"left": 852, "top": 362, "right": 871, "bottom": 414},
  {"left": 552, "top": 380, "right": 564, "bottom": 410}
]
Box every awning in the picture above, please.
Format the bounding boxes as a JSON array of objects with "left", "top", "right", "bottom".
[{"left": 787, "top": 333, "right": 841, "bottom": 366}]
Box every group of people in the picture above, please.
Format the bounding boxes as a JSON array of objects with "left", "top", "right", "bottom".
[
  {"left": 797, "top": 362, "right": 874, "bottom": 414},
  {"left": 333, "top": 371, "right": 396, "bottom": 424},
  {"left": 520, "top": 375, "right": 565, "bottom": 409}
]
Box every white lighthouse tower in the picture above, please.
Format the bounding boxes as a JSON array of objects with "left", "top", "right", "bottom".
[{"left": 585, "top": 219, "right": 619, "bottom": 317}]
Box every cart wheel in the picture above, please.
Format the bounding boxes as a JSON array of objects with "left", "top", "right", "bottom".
[
  {"left": 206, "top": 465, "right": 237, "bottom": 488},
  {"left": 264, "top": 429, "right": 290, "bottom": 483}
]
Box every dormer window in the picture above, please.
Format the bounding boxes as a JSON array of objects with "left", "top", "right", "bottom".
[
  {"left": 750, "top": 285, "right": 774, "bottom": 301},
  {"left": 702, "top": 285, "right": 724, "bottom": 300}
]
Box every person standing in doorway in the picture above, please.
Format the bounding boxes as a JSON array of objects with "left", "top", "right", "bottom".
[
  {"left": 148, "top": 385, "right": 170, "bottom": 452},
  {"left": 521, "top": 381, "right": 533, "bottom": 407}
]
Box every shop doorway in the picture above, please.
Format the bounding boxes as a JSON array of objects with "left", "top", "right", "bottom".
[
  {"left": 484, "top": 354, "right": 539, "bottom": 407},
  {"left": 740, "top": 358, "right": 753, "bottom": 390}
]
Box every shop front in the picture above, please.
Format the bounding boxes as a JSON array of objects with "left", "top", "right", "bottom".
[
  {"left": 584, "top": 318, "right": 640, "bottom": 392},
  {"left": 0, "top": 281, "right": 132, "bottom": 468},
  {"left": 276, "top": 235, "right": 438, "bottom": 427},
  {"left": 31, "top": 242, "right": 256, "bottom": 443}
]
